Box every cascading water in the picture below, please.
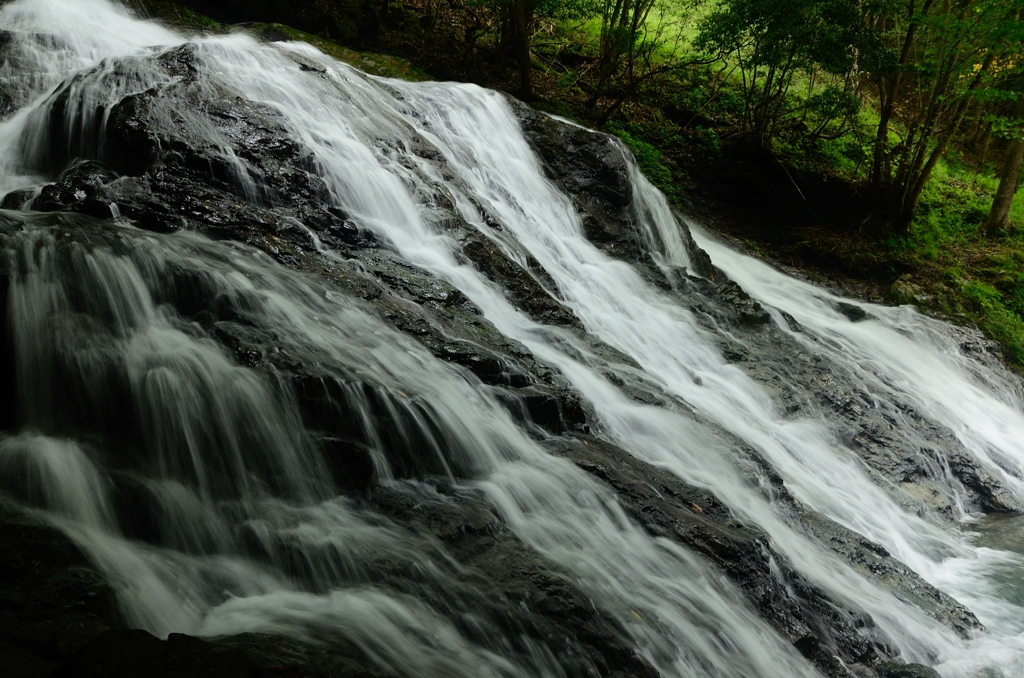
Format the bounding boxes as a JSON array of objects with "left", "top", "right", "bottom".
[{"left": 0, "top": 1, "right": 1022, "bottom": 677}]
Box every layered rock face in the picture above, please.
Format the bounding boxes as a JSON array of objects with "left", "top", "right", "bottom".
[{"left": 0, "top": 12, "right": 1014, "bottom": 678}]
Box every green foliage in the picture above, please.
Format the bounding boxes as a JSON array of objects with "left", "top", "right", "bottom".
[
  {"left": 806, "top": 86, "right": 858, "bottom": 122},
  {"left": 814, "top": 125, "right": 871, "bottom": 177},
  {"left": 605, "top": 120, "right": 680, "bottom": 200},
  {"left": 881, "top": 156, "right": 1024, "bottom": 369},
  {"left": 472, "top": 0, "right": 600, "bottom": 20},
  {"left": 586, "top": 0, "right": 692, "bottom": 117},
  {"left": 695, "top": 0, "right": 869, "bottom": 145},
  {"left": 860, "top": 0, "right": 1022, "bottom": 225},
  {"left": 697, "top": 0, "right": 866, "bottom": 73},
  {"left": 905, "top": 161, "right": 989, "bottom": 258},
  {"left": 957, "top": 278, "right": 1024, "bottom": 366},
  {"left": 250, "top": 23, "right": 430, "bottom": 80},
  {"left": 692, "top": 125, "right": 721, "bottom": 153}
]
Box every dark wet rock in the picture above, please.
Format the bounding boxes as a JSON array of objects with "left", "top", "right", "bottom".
[
  {"left": 51, "top": 629, "right": 321, "bottom": 678},
  {"left": 315, "top": 434, "right": 377, "bottom": 491},
  {"left": 31, "top": 161, "right": 121, "bottom": 218},
  {"left": 547, "top": 434, "right": 970, "bottom": 677},
  {"left": 1, "top": 188, "right": 34, "bottom": 210},
  {"left": 692, "top": 276, "right": 772, "bottom": 327},
  {"left": 634, "top": 266, "right": 776, "bottom": 335},
  {"left": 781, "top": 310, "right": 803, "bottom": 331},
  {"left": 729, "top": 319, "right": 1023, "bottom": 517},
  {"left": 0, "top": 503, "right": 117, "bottom": 678},
  {"left": 460, "top": 231, "right": 579, "bottom": 327},
  {"left": 0, "top": 87, "right": 13, "bottom": 121},
  {"left": 837, "top": 301, "right": 871, "bottom": 322},
  {"left": 876, "top": 662, "right": 941, "bottom": 678},
  {"left": 0, "top": 30, "right": 19, "bottom": 120},
  {"left": 947, "top": 452, "right": 1020, "bottom": 514},
  {"left": 515, "top": 103, "right": 643, "bottom": 262},
  {"left": 363, "top": 480, "right": 660, "bottom": 678},
  {"left": 795, "top": 511, "right": 979, "bottom": 638},
  {"left": 499, "top": 386, "right": 587, "bottom": 434},
  {"left": 684, "top": 229, "right": 717, "bottom": 279},
  {"left": 513, "top": 100, "right": 716, "bottom": 281},
  {"left": 215, "top": 633, "right": 390, "bottom": 678}
]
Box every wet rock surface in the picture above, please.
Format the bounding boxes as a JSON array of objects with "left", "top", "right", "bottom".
[
  {"left": 52, "top": 629, "right": 294, "bottom": 678},
  {"left": 0, "top": 503, "right": 116, "bottom": 678},
  {"left": 700, "top": 313, "right": 1022, "bottom": 518},
  {"left": 550, "top": 434, "right": 978, "bottom": 677},
  {"left": 0, "top": 31, "right": 15, "bottom": 119},
  {"left": 515, "top": 102, "right": 641, "bottom": 261},
  {"left": 53, "top": 626, "right": 396, "bottom": 678},
  {"left": 0, "top": 36, "right": 995, "bottom": 678},
  {"left": 522, "top": 95, "right": 1021, "bottom": 519},
  {"left": 515, "top": 99, "right": 716, "bottom": 280},
  {"left": 362, "top": 480, "right": 659, "bottom": 678},
  {"left": 876, "top": 663, "right": 942, "bottom": 678}
]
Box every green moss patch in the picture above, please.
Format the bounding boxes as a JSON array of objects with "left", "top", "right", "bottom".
[{"left": 246, "top": 23, "right": 429, "bottom": 81}]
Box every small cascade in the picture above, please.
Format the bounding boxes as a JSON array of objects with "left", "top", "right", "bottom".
[{"left": 0, "top": 1, "right": 1022, "bottom": 677}]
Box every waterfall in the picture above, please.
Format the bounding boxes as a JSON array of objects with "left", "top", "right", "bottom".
[{"left": 0, "top": 1, "right": 1022, "bottom": 677}]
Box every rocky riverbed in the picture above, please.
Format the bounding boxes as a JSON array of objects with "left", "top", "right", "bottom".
[{"left": 0, "top": 11, "right": 1010, "bottom": 678}]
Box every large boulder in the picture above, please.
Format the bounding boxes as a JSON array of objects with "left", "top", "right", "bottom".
[{"left": 0, "top": 504, "right": 116, "bottom": 678}]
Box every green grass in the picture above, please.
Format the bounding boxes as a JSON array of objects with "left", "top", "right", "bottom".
[
  {"left": 605, "top": 120, "right": 682, "bottom": 202},
  {"left": 883, "top": 157, "right": 1024, "bottom": 370},
  {"left": 954, "top": 277, "right": 1024, "bottom": 366}
]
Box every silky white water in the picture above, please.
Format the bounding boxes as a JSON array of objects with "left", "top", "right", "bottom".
[
  {"left": 691, "top": 227, "right": 1024, "bottom": 676},
  {"left": 0, "top": 1, "right": 1022, "bottom": 676}
]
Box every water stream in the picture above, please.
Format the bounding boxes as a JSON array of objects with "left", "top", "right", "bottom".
[{"left": 0, "top": 1, "right": 1022, "bottom": 676}]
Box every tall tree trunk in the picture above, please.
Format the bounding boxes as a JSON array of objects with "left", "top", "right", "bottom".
[
  {"left": 510, "top": 0, "right": 534, "bottom": 100},
  {"left": 896, "top": 135, "right": 950, "bottom": 229},
  {"left": 978, "top": 122, "right": 993, "bottom": 165},
  {"left": 870, "top": 0, "right": 931, "bottom": 195},
  {"left": 893, "top": 58, "right": 988, "bottom": 229},
  {"left": 984, "top": 134, "right": 1024, "bottom": 236}
]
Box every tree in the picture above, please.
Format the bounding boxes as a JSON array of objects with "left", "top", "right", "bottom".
[
  {"left": 983, "top": 124, "right": 1024, "bottom": 236},
  {"left": 697, "top": 0, "right": 870, "bottom": 147},
  {"left": 494, "top": 0, "right": 603, "bottom": 100},
  {"left": 587, "top": 0, "right": 660, "bottom": 112},
  {"left": 584, "top": 0, "right": 708, "bottom": 124},
  {"left": 498, "top": 0, "right": 537, "bottom": 98},
  {"left": 862, "top": 0, "right": 1017, "bottom": 229},
  {"left": 979, "top": 9, "right": 1024, "bottom": 235},
  {"left": 983, "top": 85, "right": 1024, "bottom": 236}
]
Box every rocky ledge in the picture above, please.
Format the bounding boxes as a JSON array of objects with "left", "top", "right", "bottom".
[{"left": 0, "top": 33, "right": 983, "bottom": 678}]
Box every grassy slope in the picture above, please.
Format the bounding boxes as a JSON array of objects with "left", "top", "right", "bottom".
[{"left": 894, "top": 160, "right": 1024, "bottom": 366}]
